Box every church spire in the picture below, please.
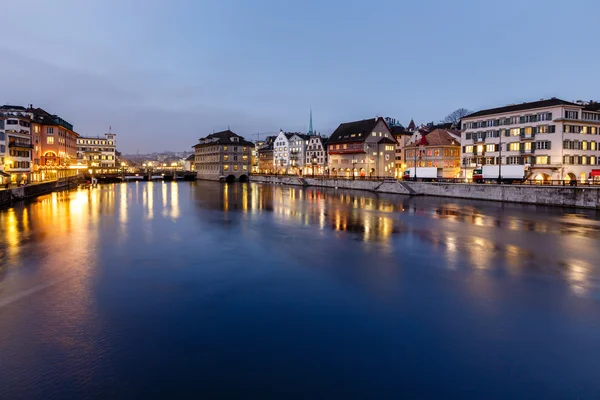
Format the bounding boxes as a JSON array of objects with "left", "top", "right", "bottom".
[{"left": 308, "top": 108, "right": 314, "bottom": 135}]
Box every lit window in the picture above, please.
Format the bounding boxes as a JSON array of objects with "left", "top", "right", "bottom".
[
  {"left": 510, "top": 128, "right": 520, "bottom": 136},
  {"left": 535, "top": 156, "right": 549, "bottom": 164},
  {"left": 47, "top": 137, "right": 54, "bottom": 144},
  {"left": 234, "top": 165, "right": 239, "bottom": 171},
  {"left": 223, "top": 146, "right": 228, "bottom": 150},
  {"left": 223, "top": 155, "right": 229, "bottom": 161},
  {"left": 372, "top": 132, "right": 376, "bottom": 136},
  {"left": 509, "top": 143, "right": 520, "bottom": 151},
  {"left": 224, "top": 165, "right": 229, "bottom": 171},
  {"left": 465, "top": 145, "right": 474, "bottom": 153},
  {"left": 243, "top": 165, "right": 247, "bottom": 170}
]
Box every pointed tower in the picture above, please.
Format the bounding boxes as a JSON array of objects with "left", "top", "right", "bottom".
[
  {"left": 308, "top": 108, "right": 314, "bottom": 135},
  {"left": 407, "top": 119, "right": 416, "bottom": 131}
]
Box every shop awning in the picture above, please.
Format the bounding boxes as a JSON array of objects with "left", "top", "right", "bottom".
[
  {"left": 590, "top": 170, "right": 600, "bottom": 177},
  {"left": 0, "top": 171, "right": 10, "bottom": 177}
]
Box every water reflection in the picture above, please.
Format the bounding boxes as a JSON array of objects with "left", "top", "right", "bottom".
[{"left": 187, "top": 182, "right": 600, "bottom": 298}]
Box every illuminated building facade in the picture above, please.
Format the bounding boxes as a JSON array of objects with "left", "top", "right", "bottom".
[
  {"left": 193, "top": 130, "right": 254, "bottom": 181},
  {"left": 77, "top": 132, "right": 118, "bottom": 173}
]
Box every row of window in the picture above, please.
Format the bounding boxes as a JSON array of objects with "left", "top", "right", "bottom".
[
  {"left": 563, "top": 140, "right": 599, "bottom": 150},
  {"left": 463, "top": 112, "right": 553, "bottom": 129},
  {"left": 405, "top": 148, "right": 461, "bottom": 157},
  {"left": 6, "top": 120, "right": 31, "bottom": 127},
  {"left": 582, "top": 112, "right": 600, "bottom": 121},
  {"left": 9, "top": 150, "right": 30, "bottom": 157},
  {"left": 223, "top": 165, "right": 248, "bottom": 172},
  {"left": 407, "top": 160, "right": 461, "bottom": 168},
  {"left": 76, "top": 139, "right": 114, "bottom": 145},
  {"left": 466, "top": 125, "right": 557, "bottom": 140},
  {"left": 8, "top": 161, "right": 31, "bottom": 169},
  {"left": 463, "top": 156, "right": 552, "bottom": 165},
  {"left": 564, "top": 125, "right": 600, "bottom": 134},
  {"left": 564, "top": 155, "right": 599, "bottom": 165}
]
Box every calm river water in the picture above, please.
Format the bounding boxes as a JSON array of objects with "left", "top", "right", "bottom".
[{"left": 1, "top": 181, "right": 600, "bottom": 398}]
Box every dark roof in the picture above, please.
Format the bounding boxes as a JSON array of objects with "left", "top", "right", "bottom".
[
  {"left": 29, "top": 107, "right": 58, "bottom": 125},
  {"left": 185, "top": 154, "right": 195, "bottom": 161},
  {"left": 193, "top": 130, "right": 255, "bottom": 148},
  {"left": 0, "top": 105, "right": 27, "bottom": 111},
  {"left": 405, "top": 129, "right": 461, "bottom": 148},
  {"left": 407, "top": 119, "right": 416, "bottom": 130},
  {"left": 390, "top": 125, "right": 410, "bottom": 136},
  {"left": 584, "top": 102, "right": 600, "bottom": 112},
  {"left": 465, "top": 98, "right": 580, "bottom": 119},
  {"left": 288, "top": 132, "right": 311, "bottom": 140},
  {"left": 328, "top": 117, "right": 395, "bottom": 145}
]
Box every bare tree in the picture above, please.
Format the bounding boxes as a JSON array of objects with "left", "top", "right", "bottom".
[{"left": 443, "top": 108, "right": 472, "bottom": 125}]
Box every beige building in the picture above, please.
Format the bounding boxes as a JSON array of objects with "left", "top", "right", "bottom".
[
  {"left": 405, "top": 129, "right": 461, "bottom": 178},
  {"left": 193, "top": 130, "right": 254, "bottom": 182},
  {"left": 77, "top": 132, "right": 118, "bottom": 173},
  {"left": 391, "top": 125, "right": 413, "bottom": 178},
  {"left": 461, "top": 98, "right": 600, "bottom": 182},
  {"left": 328, "top": 117, "right": 397, "bottom": 178}
]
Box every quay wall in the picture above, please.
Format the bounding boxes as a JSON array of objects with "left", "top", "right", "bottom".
[
  {"left": 250, "top": 175, "right": 600, "bottom": 209},
  {"left": 0, "top": 178, "right": 79, "bottom": 208}
]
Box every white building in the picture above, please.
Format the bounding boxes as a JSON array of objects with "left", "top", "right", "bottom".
[
  {"left": 304, "top": 136, "right": 328, "bottom": 175},
  {"left": 0, "top": 118, "right": 7, "bottom": 185},
  {"left": 1, "top": 106, "right": 33, "bottom": 184},
  {"left": 460, "top": 98, "right": 600, "bottom": 182},
  {"left": 77, "top": 132, "right": 118, "bottom": 171},
  {"left": 273, "top": 130, "right": 311, "bottom": 174}
]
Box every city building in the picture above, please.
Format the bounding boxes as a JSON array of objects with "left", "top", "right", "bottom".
[
  {"left": 327, "top": 117, "right": 396, "bottom": 177},
  {"left": 0, "top": 118, "right": 7, "bottom": 186},
  {"left": 391, "top": 125, "right": 412, "bottom": 178},
  {"left": 76, "top": 132, "right": 118, "bottom": 173},
  {"left": 184, "top": 154, "right": 195, "bottom": 172},
  {"left": 304, "top": 135, "right": 328, "bottom": 175},
  {"left": 29, "top": 107, "right": 79, "bottom": 181},
  {"left": 460, "top": 98, "right": 600, "bottom": 181},
  {"left": 193, "top": 130, "right": 254, "bottom": 181},
  {"left": 273, "top": 131, "right": 311, "bottom": 174},
  {"left": 404, "top": 128, "right": 462, "bottom": 178},
  {"left": 0, "top": 105, "right": 33, "bottom": 185},
  {"left": 257, "top": 136, "right": 276, "bottom": 174}
]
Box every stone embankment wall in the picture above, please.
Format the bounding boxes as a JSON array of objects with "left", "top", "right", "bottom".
[
  {"left": 250, "top": 175, "right": 600, "bottom": 209},
  {"left": 0, "top": 178, "right": 79, "bottom": 208}
]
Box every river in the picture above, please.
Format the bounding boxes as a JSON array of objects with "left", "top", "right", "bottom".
[{"left": 1, "top": 181, "right": 599, "bottom": 398}]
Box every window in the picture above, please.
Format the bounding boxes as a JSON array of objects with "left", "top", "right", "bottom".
[
  {"left": 465, "top": 145, "right": 474, "bottom": 153},
  {"left": 535, "top": 156, "right": 549, "bottom": 164},
  {"left": 565, "top": 110, "right": 579, "bottom": 119},
  {"left": 582, "top": 141, "right": 588, "bottom": 150},
  {"left": 47, "top": 137, "right": 54, "bottom": 144},
  {"left": 538, "top": 125, "right": 548, "bottom": 134},
  {"left": 243, "top": 147, "right": 247, "bottom": 152},
  {"left": 485, "top": 144, "right": 495, "bottom": 152},
  {"left": 508, "top": 142, "right": 520, "bottom": 151},
  {"left": 223, "top": 146, "right": 228, "bottom": 150},
  {"left": 223, "top": 165, "right": 229, "bottom": 171},
  {"left": 243, "top": 165, "right": 247, "bottom": 170},
  {"left": 510, "top": 128, "right": 520, "bottom": 136},
  {"left": 234, "top": 165, "right": 239, "bottom": 171},
  {"left": 433, "top": 149, "right": 440, "bottom": 156},
  {"left": 223, "top": 155, "right": 229, "bottom": 161},
  {"left": 372, "top": 132, "right": 376, "bottom": 136},
  {"left": 46, "top": 127, "right": 54, "bottom": 134},
  {"left": 592, "top": 142, "right": 597, "bottom": 151},
  {"left": 524, "top": 142, "right": 532, "bottom": 151},
  {"left": 582, "top": 126, "right": 589, "bottom": 134},
  {"left": 536, "top": 141, "right": 550, "bottom": 150}
]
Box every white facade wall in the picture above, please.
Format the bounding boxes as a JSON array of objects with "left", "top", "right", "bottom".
[
  {"left": 304, "top": 136, "right": 327, "bottom": 174},
  {"left": 461, "top": 103, "right": 600, "bottom": 181},
  {"left": 273, "top": 131, "right": 290, "bottom": 173}
]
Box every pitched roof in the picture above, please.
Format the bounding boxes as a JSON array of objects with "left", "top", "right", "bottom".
[
  {"left": 390, "top": 125, "right": 410, "bottom": 136},
  {"left": 584, "top": 102, "right": 600, "bottom": 112},
  {"left": 407, "top": 119, "right": 416, "bottom": 130},
  {"left": 328, "top": 117, "right": 395, "bottom": 144},
  {"left": 405, "top": 129, "right": 461, "bottom": 148},
  {"left": 193, "top": 130, "right": 255, "bottom": 148},
  {"left": 185, "top": 154, "right": 195, "bottom": 161},
  {"left": 464, "top": 98, "right": 580, "bottom": 119}
]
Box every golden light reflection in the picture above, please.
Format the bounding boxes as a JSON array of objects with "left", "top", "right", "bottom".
[
  {"left": 146, "top": 182, "right": 154, "bottom": 219},
  {"left": 170, "top": 182, "right": 180, "bottom": 219},
  {"left": 563, "top": 260, "right": 592, "bottom": 296}
]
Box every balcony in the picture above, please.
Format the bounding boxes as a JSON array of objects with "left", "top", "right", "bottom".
[
  {"left": 475, "top": 137, "right": 485, "bottom": 143},
  {"left": 520, "top": 148, "right": 535, "bottom": 155},
  {"left": 8, "top": 139, "right": 33, "bottom": 149}
]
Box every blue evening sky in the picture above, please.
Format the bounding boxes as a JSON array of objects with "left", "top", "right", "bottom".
[{"left": 1, "top": 0, "right": 599, "bottom": 153}]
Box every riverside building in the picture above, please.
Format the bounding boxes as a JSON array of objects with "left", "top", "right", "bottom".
[
  {"left": 193, "top": 130, "right": 254, "bottom": 181},
  {"left": 461, "top": 98, "right": 600, "bottom": 182}
]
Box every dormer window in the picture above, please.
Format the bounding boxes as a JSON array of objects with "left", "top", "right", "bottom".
[{"left": 232, "top": 137, "right": 239, "bottom": 142}]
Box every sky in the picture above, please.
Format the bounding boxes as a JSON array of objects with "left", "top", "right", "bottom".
[{"left": 1, "top": 0, "right": 599, "bottom": 154}]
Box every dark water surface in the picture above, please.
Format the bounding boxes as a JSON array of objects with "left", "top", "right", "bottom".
[{"left": 1, "top": 181, "right": 600, "bottom": 399}]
